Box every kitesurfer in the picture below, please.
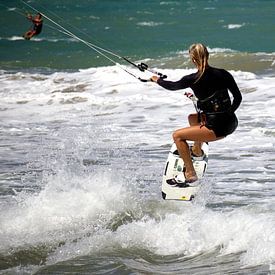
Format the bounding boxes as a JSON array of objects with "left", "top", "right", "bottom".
[
  {"left": 151, "top": 43, "right": 242, "bottom": 185},
  {"left": 23, "top": 13, "right": 43, "bottom": 40}
]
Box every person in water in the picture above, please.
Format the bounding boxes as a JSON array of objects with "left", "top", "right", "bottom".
[
  {"left": 23, "top": 13, "right": 43, "bottom": 40},
  {"left": 151, "top": 43, "right": 242, "bottom": 185}
]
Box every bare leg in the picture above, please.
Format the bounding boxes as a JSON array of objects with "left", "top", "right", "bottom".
[
  {"left": 188, "top": 113, "right": 203, "bottom": 156},
  {"left": 173, "top": 135, "right": 196, "bottom": 181},
  {"left": 23, "top": 30, "right": 35, "bottom": 40},
  {"left": 173, "top": 124, "right": 221, "bottom": 181}
]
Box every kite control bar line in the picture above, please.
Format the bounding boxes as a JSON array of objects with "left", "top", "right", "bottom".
[
  {"left": 122, "top": 58, "right": 167, "bottom": 80},
  {"left": 20, "top": 0, "right": 168, "bottom": 83},
  {"left": 184, "top": 92, "right": 202, "bottom": 124}
]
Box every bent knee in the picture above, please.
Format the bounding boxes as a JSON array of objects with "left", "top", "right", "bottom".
[{"left": 172, "top": 130, "right": 186, "bottom": 142}]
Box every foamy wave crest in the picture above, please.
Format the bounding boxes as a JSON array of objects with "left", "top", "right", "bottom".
[
  {"left": 137, "top": 21, "right": 164, "bottom": 27},
  {"left": 177, "top": 47, "right": 237, "bottom": 56},
  {"left": 0, "top": 169, "right": 134, "bottom": 251},
  {"left": 160, "top": 1, "right": 180, "bottom": 5},
  {"left": 225, "top": 23, "right": 245, "bottom": 29},
  {"left": 1, "top": 36, "right": 77, "bottom": 43},
  {"left": 45, "top": 204, "right": 275, "bottom": 268},
  {"left": 4, "top": 36, "right": 24, "bottom": 41}
]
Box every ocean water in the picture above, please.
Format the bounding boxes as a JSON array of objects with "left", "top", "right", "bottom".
[{"left": 1, "top": 0, "right": 275, "bottom": 274}]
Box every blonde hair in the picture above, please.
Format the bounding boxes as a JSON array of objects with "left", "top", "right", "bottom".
[{"left": 189, "top": 43, "right": 209, "bottom": 82}]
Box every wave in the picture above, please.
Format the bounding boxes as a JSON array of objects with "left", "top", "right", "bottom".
[
  {"left": 1, "top": 36, "right": 25, "bottom": 41},
  {"left": 136, "top": 21, "right": 164, "bottom": 27},
  {"left": 0, "top": 36, "right": 77, "bottom": 43},
  {"left": 0, "top": 66, "right": 261, "bottom": 109},
  {"left": 0, "top": 64, "right": 268, "bottom": 105},
  {"left": 160, "top": 1, "right": 180, "bottom": 5},
  {"left": 1, "top": 62, "right": 275, "bottom": 273},
  {"left": 1, "top": 166, "right": 274, "bottom": 271},
  {"left": 224, "top": 23, "right": 246, "bottom": 29},
  {"left": 153, "top": 49, "right": 275, "bottom": 75}
]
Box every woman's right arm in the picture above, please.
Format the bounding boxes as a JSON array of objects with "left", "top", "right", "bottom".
[{"left": 151, "top": 74, "right": 194, "bottom": 91}]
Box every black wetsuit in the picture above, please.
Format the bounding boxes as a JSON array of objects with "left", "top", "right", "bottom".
[
  {"left": 157, "top": 66, "right": 242, "bottom": 137},
  {"left": 33, "top": 20, "right": 43, "bottom": 35}
]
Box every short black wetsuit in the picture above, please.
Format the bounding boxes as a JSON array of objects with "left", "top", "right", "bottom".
[
  {"left": 33, "top": 20, "right": 43, "bottom": 35},
  {"left": 157, "top": 66, "right": 242, "bottom": 137}
]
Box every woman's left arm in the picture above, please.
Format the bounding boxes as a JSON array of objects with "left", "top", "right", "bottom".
[{"left": 227, "top": 72, "right": 242, "bottom": 112}]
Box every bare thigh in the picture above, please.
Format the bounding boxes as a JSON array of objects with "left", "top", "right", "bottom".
[
  {"left": 173, "top": 124, "right": 222, "bottom": 143},
  {"left": 188, "top": 113, "right": 200, "bottom": 126}
]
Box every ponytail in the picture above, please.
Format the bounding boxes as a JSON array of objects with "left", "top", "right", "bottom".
[{"left": 189, "top": 43, "right": 209, "bottom": 83}]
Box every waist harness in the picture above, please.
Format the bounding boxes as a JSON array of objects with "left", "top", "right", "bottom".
[{"left": 197, "top": 89, "right": 232, "bottom": 113}]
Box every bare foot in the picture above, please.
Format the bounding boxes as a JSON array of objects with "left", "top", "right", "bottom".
[
  {"left": 184, "top": 170, "right": 198, "bottom": 183},
  {"left": 191, "top": 146, "right": 203, "bottom": 157}
]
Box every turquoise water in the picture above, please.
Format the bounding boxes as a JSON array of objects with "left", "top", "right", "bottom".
[{"left": 1, "top": 0, "right": 275, "bottom": 71}]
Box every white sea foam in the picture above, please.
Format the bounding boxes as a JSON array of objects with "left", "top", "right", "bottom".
[
  {"left": 160, "top": 1, "right": 180, "bottom": 5},
  {"left": 0, "top": 170, "right": 133, "bottom": 250},
  {"left": 225, "top": 23, "right": 245, "bottom": 29},
  {"left": 177, "top": 47, "right": 237, "bottom": 56},
  {"left": 44, "top": 202, "right": 275, "bottom": 267},
  {"left": 136, "top": 21, "right": 164, "bottom": 27},
  {"left": 5, "top": 36, "right": 24, "bottom": 41},
  {"left": 1, "top": 65, "right": 275, "bottom": 269},
  {"left": 0, "top": 36, "right": 76, "bottom": 43}
]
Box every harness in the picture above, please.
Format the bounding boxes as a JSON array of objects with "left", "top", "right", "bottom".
[{"left": 197, "top": 89, "right": 232, "bottom": 114}]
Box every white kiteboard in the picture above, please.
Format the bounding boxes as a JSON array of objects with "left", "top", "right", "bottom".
[{"left": 162, "top": 142, "right": 209, "bottom": 201}]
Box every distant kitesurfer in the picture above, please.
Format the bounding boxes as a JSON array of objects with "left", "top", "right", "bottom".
[
  {"left": 151, "top": 43, "right": 242, "bottom": 184},
  {"left": 23, "top": 13, "right": 43, "bottom": 40}
]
